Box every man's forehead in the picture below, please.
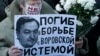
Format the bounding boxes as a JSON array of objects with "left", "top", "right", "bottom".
[{"left": 22, "top": 21, "right": 39, "bottom": 30}]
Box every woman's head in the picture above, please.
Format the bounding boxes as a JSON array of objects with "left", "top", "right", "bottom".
[{"left": 18, "top": 0, "right": 42, "bottom": 15}]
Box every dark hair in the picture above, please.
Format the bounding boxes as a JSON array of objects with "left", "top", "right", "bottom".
[{"left": 16, "top": 16, "right": 39, "bottom": 33}]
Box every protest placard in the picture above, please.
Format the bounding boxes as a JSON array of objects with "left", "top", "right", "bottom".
[{"left": 14, "top": 14, "right": 76, "bottom": 56}]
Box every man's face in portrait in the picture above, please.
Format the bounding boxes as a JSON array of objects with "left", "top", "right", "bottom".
[{"left": 17, "top": 21, "right": 39, "bottom": 48}]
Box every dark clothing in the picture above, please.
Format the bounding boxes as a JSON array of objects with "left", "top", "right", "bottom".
[
  {"left": 85, "top": 0, "right": 100, "bottom": 56},
  {"left": 44, "top": 0, "right": 59, "bottom": 9},
  {"left": 85, "top": 15, "right": 100, "bottom": 56},
  {"left": 95, "top": 0, "right": 100, "bottom": 9},
  {"left": 8, "top": 0, "right": 13, "bottom": 4},
  {"left": 0, "top": 0, "right": 8, "bottom": 22}
]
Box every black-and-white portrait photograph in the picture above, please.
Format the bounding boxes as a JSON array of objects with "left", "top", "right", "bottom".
[{"left": 15, "top": 16, "right": 39, "bottom": 48}]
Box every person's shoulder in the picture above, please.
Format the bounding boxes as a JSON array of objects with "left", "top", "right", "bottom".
[
  {"left": 0, "top": 17, "right": 10, "bottom": 37},
  {"left": 0, "top": 17, "right": 12, "bottom": 28}
]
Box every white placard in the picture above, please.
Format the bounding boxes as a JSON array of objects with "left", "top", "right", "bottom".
[{"left": 14, "top": 14, "right": 76, "bottom": 56}]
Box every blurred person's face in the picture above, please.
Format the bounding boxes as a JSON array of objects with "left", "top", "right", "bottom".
[
  {"left": 20, "top": 0, "right": 42, "bottom": 15},
  {"left": 17, "top": 21, "right": 39, "bottom": 48}
]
